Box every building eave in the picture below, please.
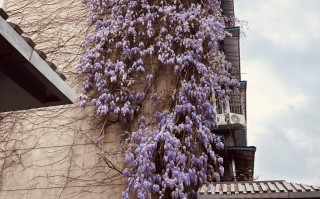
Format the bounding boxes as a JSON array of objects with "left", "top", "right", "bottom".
[{"left": 0, "top": 8, "right": 75, "bottom": 112}]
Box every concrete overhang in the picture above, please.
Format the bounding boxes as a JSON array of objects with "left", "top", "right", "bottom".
[
  {"left": 226, "top": 146, "right": 256, "bottom": 181},
  {"left": 0, "top": 9, "right": 75, "bottom": 112}
]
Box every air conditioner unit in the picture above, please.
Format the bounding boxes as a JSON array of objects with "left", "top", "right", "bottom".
[
  {"left": 216, "top": 114, "right": 227, "bottom": 126},
  {"left": 229, "top": 113, "right": 246, "bottom": 126}
]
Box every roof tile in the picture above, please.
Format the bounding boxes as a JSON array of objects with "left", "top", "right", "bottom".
[{"left": 197, "top": 181, "right": 320, "bottom": 198}]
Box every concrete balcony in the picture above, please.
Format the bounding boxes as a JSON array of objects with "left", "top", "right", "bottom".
[
  {"left": 214, "top": 82, "right": 247, "bottom": 128},
  {"left": 216, "top": 103, "right": 246, "bottom": 129}
]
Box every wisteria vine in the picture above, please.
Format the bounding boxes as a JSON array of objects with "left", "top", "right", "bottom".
[{"left": 78, "top": 0, "right": 239, "bottom": 198}]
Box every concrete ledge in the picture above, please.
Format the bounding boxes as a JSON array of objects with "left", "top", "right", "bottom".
[{"left": 0, "top": 14, "right": 75, "bottom": 112}]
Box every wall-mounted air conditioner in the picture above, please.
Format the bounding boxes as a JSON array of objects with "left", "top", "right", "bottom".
[
  {"left": 216, "top": 114, "right": 227, "bottom": 126},
  {"left": 228, "top": 113, "right": 246, "bottom": 126}
]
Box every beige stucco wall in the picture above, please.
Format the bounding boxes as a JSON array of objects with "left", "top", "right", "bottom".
[
  {"left": 0, "top": 1, "right": 126, "bottom": 198},
  {"left": 0, "top": 1, "right": 175, "bottom": 198}
]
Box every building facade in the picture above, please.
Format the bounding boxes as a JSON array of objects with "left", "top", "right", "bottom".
[
  {"left": 0, "top": 0, "right": 254, "bottom": 199},
  {"left": 1, "top": 1, "right": 126, "bottom": 198},
  {"left": 215, "top": 0, "right": 256, "bottom": 182}
]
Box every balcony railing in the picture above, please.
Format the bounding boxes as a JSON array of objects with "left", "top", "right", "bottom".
[{"left": 214, "top": 82, "right": 247, "bottom": 128}]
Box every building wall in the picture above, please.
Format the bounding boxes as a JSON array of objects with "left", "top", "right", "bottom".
[
  {"left": 0, "top": 0, "right": 244, "bottom": 198},
  {"left": 0, "top": 1, "right": 177, "bottom": 198},
  {"left": 1, "top": 1, "right": 121, "bottom": 198}
]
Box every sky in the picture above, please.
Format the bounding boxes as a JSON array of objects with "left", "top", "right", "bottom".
[{"left": 235, "top": 0, "right": 320, "bottom": 185}]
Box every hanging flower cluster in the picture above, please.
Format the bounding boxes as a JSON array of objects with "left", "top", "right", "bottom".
[{"left": 78, "top": 0, "right": 239, "bottom": 198}]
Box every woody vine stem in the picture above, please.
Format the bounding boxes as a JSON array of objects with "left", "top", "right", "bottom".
[{"left": 78, "top": 0, "right": 238, "bottom": 198}]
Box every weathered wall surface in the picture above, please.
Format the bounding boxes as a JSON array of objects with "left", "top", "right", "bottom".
[
  {"left": 0, "top": 1, "right": 175, "bottom": 198},
  {"left": 0, "top": 1, "right": 127, "bottom": 198}
]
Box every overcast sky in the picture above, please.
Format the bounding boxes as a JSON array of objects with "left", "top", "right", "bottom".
[{"left": 236, "top": 0, "right": 320, "bottom": 185}]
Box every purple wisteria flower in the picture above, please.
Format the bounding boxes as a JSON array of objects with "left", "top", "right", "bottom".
[{"left": 79, "top": 0, "right": 239, "bottom": 198}]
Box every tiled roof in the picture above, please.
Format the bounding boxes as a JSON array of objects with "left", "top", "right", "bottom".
[{"left": 198, "top": 180, "right": 320, "bottom": 198}]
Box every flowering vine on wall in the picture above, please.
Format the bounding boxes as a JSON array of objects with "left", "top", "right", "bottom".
[{"left": 78, "top": 0, "right": 238, "bottom": 198}]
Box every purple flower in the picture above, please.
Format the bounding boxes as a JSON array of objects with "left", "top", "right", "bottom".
[
  {"left": 219, "top": 166, "right": 224, "bottom": 177},
  {"left": 152, "top": 184, "right": 160, "bottom": 193},
  {"left": 80, "top": 0, "right": 237, "bottom": 198},
  {"left": 218, "top": 157, "right": 223, "bottom": 165}
]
